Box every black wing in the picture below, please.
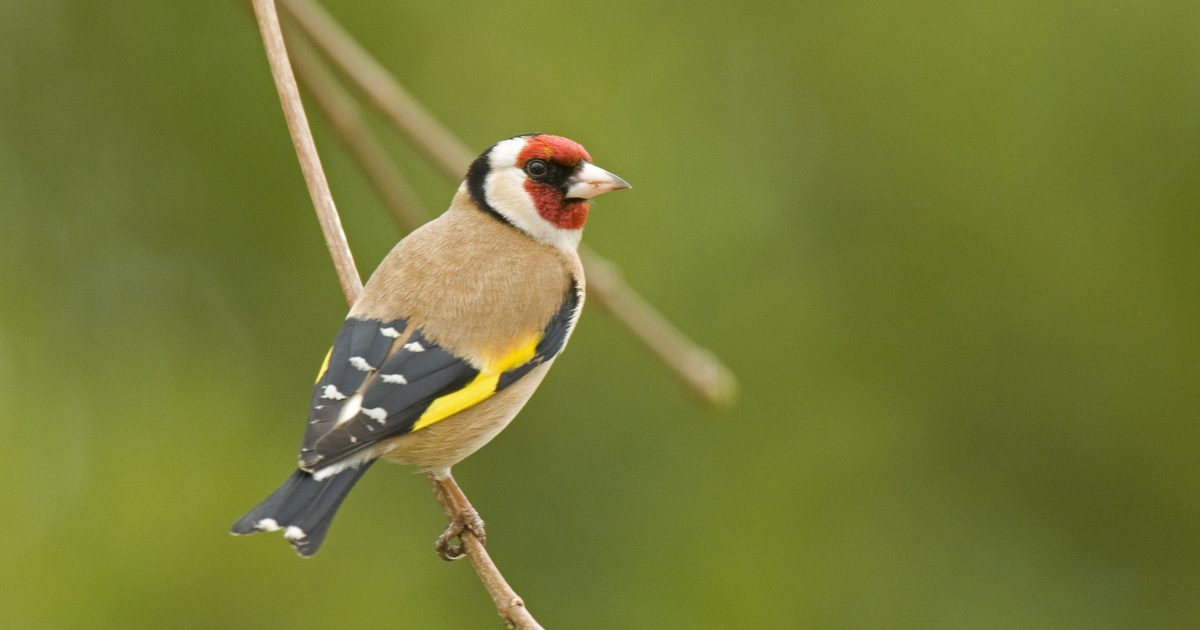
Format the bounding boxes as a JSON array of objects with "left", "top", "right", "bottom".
[{"left": 298, "top": 281, "right": 580, "bottom": 471}]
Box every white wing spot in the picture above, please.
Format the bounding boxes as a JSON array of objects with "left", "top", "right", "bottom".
[
  {"left": 321, "top": 385, "right": 347, "bottom": 400},
  {"left": 349, "top": 356, "right": 375, "bottom": 372},
  {"left": 349, "top": 435, "right": 358, "bottom": 443},
  {"left": 284, "top": 526, "right": 306, "bottom": 541},
  {"left": 380, "top": 327, "right": 401, "bottom": 338},
  {"left": 336, "top": 393, "right": 363, "bottom": 425},
  {"left": 361, "top": 407, "right": 388, "bottom": 423},
  {"left": 255, "top": 518, "right": 281, "bottom": 532},
  {"left": 380, "top": 373, "right": 408, "bottom": 384},
  {"left": 311, "top": 451, "right": 371, "bottom": 481},
  {"left": 403, "top": 341, "right": 425, "bottom": 352}
]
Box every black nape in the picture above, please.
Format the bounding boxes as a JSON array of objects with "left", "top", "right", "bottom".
[{"left": 465, "top": 148, "right": 514, "bottom": 227}]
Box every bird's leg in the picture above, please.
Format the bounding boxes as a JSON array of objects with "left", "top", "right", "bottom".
[{"left": 427, "top": 471, "right": 486, "bottom": 561}]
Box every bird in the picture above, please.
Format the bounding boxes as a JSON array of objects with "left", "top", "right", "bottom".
[{"left": 231, "top": 134, "right": 630, "bottom": 557}]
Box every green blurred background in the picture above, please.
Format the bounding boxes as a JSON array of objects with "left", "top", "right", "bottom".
[{"left": 2, "top": 1, "right": 1197, "bottom": 627}]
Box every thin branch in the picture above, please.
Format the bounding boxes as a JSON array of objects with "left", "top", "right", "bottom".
[
  {"left": 250, "top": 0, "right": 362, "bottom": 304},
  {"left": 280, "top": 0, "right": 474, "bottom": 176},
  {"left": 428, "top": 474, "right": 544, "bottom": 630},
  {"left": 286, "top": 54, "right": 549, "bottom": 625},
  {"left": 278, "top": 0, "right": 739, "bottom": 405},
  {"left": 288, "top": 39, "right": 430, "bottom": 231},
  {"left": 253, "top": 2, "right": 735, "bottom": 625},
  {"left": 580, "top": 251, "right": 738, "bottom": 405},
  {"left": 250, "top": 5, "right": 542, "bottom": 627}
]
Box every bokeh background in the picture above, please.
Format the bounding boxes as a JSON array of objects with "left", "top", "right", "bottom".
[{"left": 2, "top": 1, "right": 1198, "bottom": 627}]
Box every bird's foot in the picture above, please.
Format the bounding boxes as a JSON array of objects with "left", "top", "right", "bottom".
[{"left": 435, "top": 507, "right": 486, "bottom": 561}]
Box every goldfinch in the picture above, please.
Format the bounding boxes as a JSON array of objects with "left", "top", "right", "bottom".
[{"left": 231, "top": 134, "right": 629, "bottom": 557}]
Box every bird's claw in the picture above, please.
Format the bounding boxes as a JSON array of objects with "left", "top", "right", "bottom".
[{"left": 435, "top": 507, "right": 486, "bottom": 561}]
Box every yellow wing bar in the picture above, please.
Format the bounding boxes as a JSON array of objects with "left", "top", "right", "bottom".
[{"left": 411, "top": 336, "right": 540, "bottom": 432}]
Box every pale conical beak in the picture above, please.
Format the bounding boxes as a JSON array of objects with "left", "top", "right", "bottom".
[{"left": 565, "top": 162, "right": 632, "bottom": 200}]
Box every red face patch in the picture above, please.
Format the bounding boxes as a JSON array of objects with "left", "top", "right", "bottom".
[
  {"left": 517, "top": 135, "right": 592, "bottom": 167},
  {"left": 524, "top": 181, "right": 589, "bottom": 229},
  {"left": 519, "top": 135, "right": 592, "bottom": 230}
]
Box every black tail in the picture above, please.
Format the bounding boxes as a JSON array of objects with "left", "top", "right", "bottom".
[{"left": 230, "top": 461, "right": 374, "bottom": 557}]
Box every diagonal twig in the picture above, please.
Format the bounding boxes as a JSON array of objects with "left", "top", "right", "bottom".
[
  {"left": 249, "top": 2, "right": 541, "bottom": 627},
  {"left": 278, "top": 0, "right": 737, "bottom": 406},
  {"left": 250, "top": 0, "right": 361, "bottom": 305},
  {"left": 287, "top": 38, "right": 430, "bottom": 231},
  {"left": 280, "top": 0, "right": 473, "bottom": 176},
  {"left": 428, "top": 474, "right": 543, "bottom": 629},
  {"left": 285, "top": 51, "right": 544, "bottom": 627}
]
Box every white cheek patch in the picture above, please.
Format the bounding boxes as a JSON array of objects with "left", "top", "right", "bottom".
[
  {"left": 488, "top": 136, "right": 526, "bottom": 167},
  {"left": 481, "top": 136, "right": 584, "bottom": 250},
  {"left": 485, "top": 168, "right": 539, "bottom": 225}
]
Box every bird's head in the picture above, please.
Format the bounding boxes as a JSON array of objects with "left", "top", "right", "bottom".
[{"left": 466, "top": 134, "right": 630, "bottom": 249}]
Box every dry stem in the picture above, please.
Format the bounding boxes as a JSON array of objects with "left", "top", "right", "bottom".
[
  {"left": 287, "top": 39, "right": 430, "bottom": 231},
  {"left": 250, "top": 0, "right": 361, "bottom": 304},
  {"left": 280, "top": 0, "right": 474, "bottom": 175},
  {"left": 428, "top": 474, "right": 544, "bottom": 630},
  {"left": 250, "top": 2, "right": 540, "bottom": 627},
  {"left": 251, "top": 1, "right": 738, "bottom": 624}
]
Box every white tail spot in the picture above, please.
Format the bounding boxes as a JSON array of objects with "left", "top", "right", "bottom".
[
  {"left": 284, "top": 526, "right": 306, "bottom": 541},
  {"left": 255, "top": 518, "right": 281, "bottom": 532}
]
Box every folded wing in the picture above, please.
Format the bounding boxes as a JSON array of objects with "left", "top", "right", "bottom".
[{"left": 298, "top": 281, "right": 580, "bottom": 472}]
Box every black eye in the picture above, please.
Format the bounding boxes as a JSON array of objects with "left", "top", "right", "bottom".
[{"left": 524, "top": 159, "right": 548, "bottom": 178}]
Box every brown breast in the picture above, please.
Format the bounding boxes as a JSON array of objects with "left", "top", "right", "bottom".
[{"left": 350, "top": 188, "right": 582, "bottom": 365}]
